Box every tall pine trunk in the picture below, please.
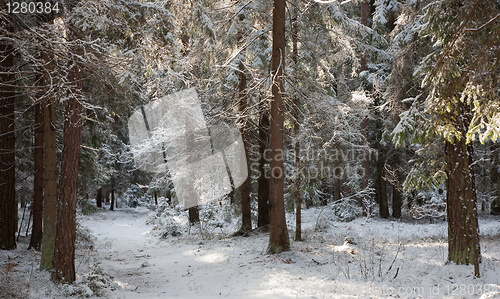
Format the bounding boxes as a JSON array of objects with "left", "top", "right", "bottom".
[
  {"left": 29, "top": 102, "right": 44, "bottom": 250},
  {"left": 239, "top": 59, "right": 251, "bottom": 233},
  {"left": 189, "top": 207, "right": 199, "bottom": 224},
  {"left": 96, "top": 188, "right": 103, "bottom": 208},
  {"left": 40, "top": 51, "right": 58, "bottom": 270},
  {"left": 110, "top": 181, "right": 115, "bottom": 211},
  {"left": 0, "top": 23, "right": 17, "bottom": 250},
  {"left": 52, "top": 35, "right": 84, "bottom": 283},
  {"left": 257, "top": 106, "right": 270, "bottom": 227},
  {"left": 446, "top": 133, "right": 480, "bottom": 277},
  {"left": 360, "top": 0, "right": 368, "bottom": 71},
  {"left": 291, "top": 3, "right": 301, "bottom": 241},
  {"left": 360, "top": 117, "right": 370, "bottom": 216},
  {"left": 269, "top": 0, "right": 289, "bottom": 253},
  {"left": 391, "top": 154, "right": 402, "bottom": 218},
  {"left": 376, "top": 163, "right": 389, "bottom": 218}
]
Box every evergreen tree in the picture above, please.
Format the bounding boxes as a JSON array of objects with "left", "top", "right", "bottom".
[
  {"left": 0, "top": 12, "right": 17, "bottom": 250},
  {"left": 392, "top": 0, "right": 500, "bottom": 277},
  {"left": 269, "top": 0, "right": 290, "bottom": 254},
  {"left": 51, "top": 25, "right": 85, "bottom": 283}
]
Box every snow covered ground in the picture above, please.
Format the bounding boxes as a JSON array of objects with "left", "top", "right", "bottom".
[{"left": 2, "top": 205, "right": 500, "bottom": 298}]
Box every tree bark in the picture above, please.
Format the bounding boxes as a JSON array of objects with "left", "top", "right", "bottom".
[
  {"left": 360, "top": 0, "right": 370, "bottom": 215},
  {"left": 40, "top": 51, "right": 57, "bottom": 269},
  {"left": 269, "top": 0, "right": 290, "bottom": 254},
  {"left": 238, "top": 58, "right": 251, "bottom": 233},
  {"left": 361, "top": 117, "right": 370, "bottom": 216},
  {"left": 29, "top": 102, "right": 44, "bottom": 250},
  {"left": 360, "top": 0, "right": 369, "bottom": 71},
  {"left": 257, "top": 107, "right": 270, "bottom": 227},
  {"left": 292, "top": 3, "right": 301, "bottom": 241},
  {"left": 52, "top": 35, "right": 84, "bottom": 283},
  {"left": 96, "top": 188, "right": 103, "bottom": 208},
  {"left": 110, "top": 180, "right": 115, "bottom": 211},
  {"left": 189, "top": 207, "right": 199, "bottom": 224},
  {"left": 0, "top": 26, "right": 17, "bottom": 250},
  {"left": 392, "top": 183, "right": 402, "bottom": 218},
  {"left": 391, "top": 154, "right": 402, "bottom": 219},
  {"left": 446, "top": 138, "right": 480, "bottom": 277},
  {"left": 376, "top": 163, "right": 389, "bottom": 218},
  {"left": 334, "top": 179, "right": 341, "bottom": 202}
]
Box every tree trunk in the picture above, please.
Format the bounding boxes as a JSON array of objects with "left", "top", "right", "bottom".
[
  {"left": 490, "top": 143, "right": 500, "bottom": 211},
  {"left": 446, "top": 138, "right": 480, "bottom": 277},
  {"left": 391, "top": 154, "right": 402, "bottom": 219},
  {"left": 269, "top": 0, "right": 290, "bottom": 254},
  {"left": 334, "top": 179, "right": 341, "bottom": 202},
  {"left": 96, "top": 188, "right": 103, "bottom": 208},
  {"left": 40, "top": 51, "right": 57, "bottom": 269},
  {"left": 238, "top": 58, "right": 252, "bottom": 233},
  {"left": 257, "top": 108, "right": 270, "bottom": 227},
  {"left": 360, "top": 0, "right": 368, "bottom": 71},
  {"left": 52, "top": 35, "right": 84, "bottom": 283},
  {"left": 292, "top": 4, "right": 301, "bottom": 241},
  {"left": 361, "top": 117, "right": 370, "bottom": 216},
  {"left": 392, "top": 183, "right": 402, "bottom": 218},
  {"left": 189, "top": 207, "right": 199, "bottom": 224},
  {"left": 29, "top": 102, "right": 44, "bottom": 251},
  {"left": 110, "top": 181, "right": 115, "bottom": 211},
  {"left": 377, "top": 163, "right": 389, "bottom": 218},
  {"left": 0, "top": 23, "right": 17, "bottom": 250}
]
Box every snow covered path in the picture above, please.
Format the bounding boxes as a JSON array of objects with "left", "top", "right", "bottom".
[
  {"left": 81, "top": 208, "right": 298, "bottom": 298},
  {"left": 80, "top": 207, "right": 500, "bottom": 299}
]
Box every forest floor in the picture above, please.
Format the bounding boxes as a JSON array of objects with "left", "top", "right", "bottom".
[{"left": 2, "top": 204, "right": 500, "bottom": 299}]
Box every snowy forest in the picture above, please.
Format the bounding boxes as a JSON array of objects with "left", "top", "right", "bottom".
[{"left": 1, "top": 0, "right": 500, "bottom": 298}]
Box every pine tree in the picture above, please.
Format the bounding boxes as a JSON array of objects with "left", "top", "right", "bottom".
[
  {"left": 0, "top": 16, "right": 17, "bottom": 250},
  {"left": 52, "top": 27, "right": 84, "bottom": 283},
  {"left": 28, "top": 100, "right": 44, "bottom": 251},
  {"left": 238, "top": 58, "right": 252, "bottom": 233},
  {"left": 269, "top": 0, "right": 290, "bottom": 254},
  {"left": 392, "top": 0, "right": 500, "bottom": 277},
  {"left": 40, "top": 50, "right": 57, "bottom": 270},
  {"left": 257, "top": 104, "right": 270, "bottom": 227}
]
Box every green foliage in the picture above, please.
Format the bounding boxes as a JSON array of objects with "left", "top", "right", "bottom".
[
  {"left": 390, "top": 0, "right": 500, "bottom": 192},
  {"left": 418, "top": 0, "right": 500, "bottom": 144}
]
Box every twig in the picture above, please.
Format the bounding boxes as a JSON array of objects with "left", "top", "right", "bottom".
[
  {"left": 386, "top": 243, "right": 402, "bottom": 274},
  {"left": 17, "top": 204, "right": 27, "bottom": 242},
  {"left": 464, "top": 13, "right": 500, "bottom": 32},
  {"left": 393, "top": 267, "right": 399, "bottom": 279},
  {"left": 25, "top": 207, "right": 32, "bottom": 237}
]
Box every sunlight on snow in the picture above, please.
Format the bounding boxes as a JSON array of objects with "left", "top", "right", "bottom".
[{"left": 195, "top": 251, "right": 228, "bottom": 263}]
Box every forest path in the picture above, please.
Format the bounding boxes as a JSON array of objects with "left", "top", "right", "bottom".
[
  {"left": 79, "top": 208, "right": 500, "bottom": 299},
  {"left": 80, "top": 207, "right": 295, "bottom": 299}
]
